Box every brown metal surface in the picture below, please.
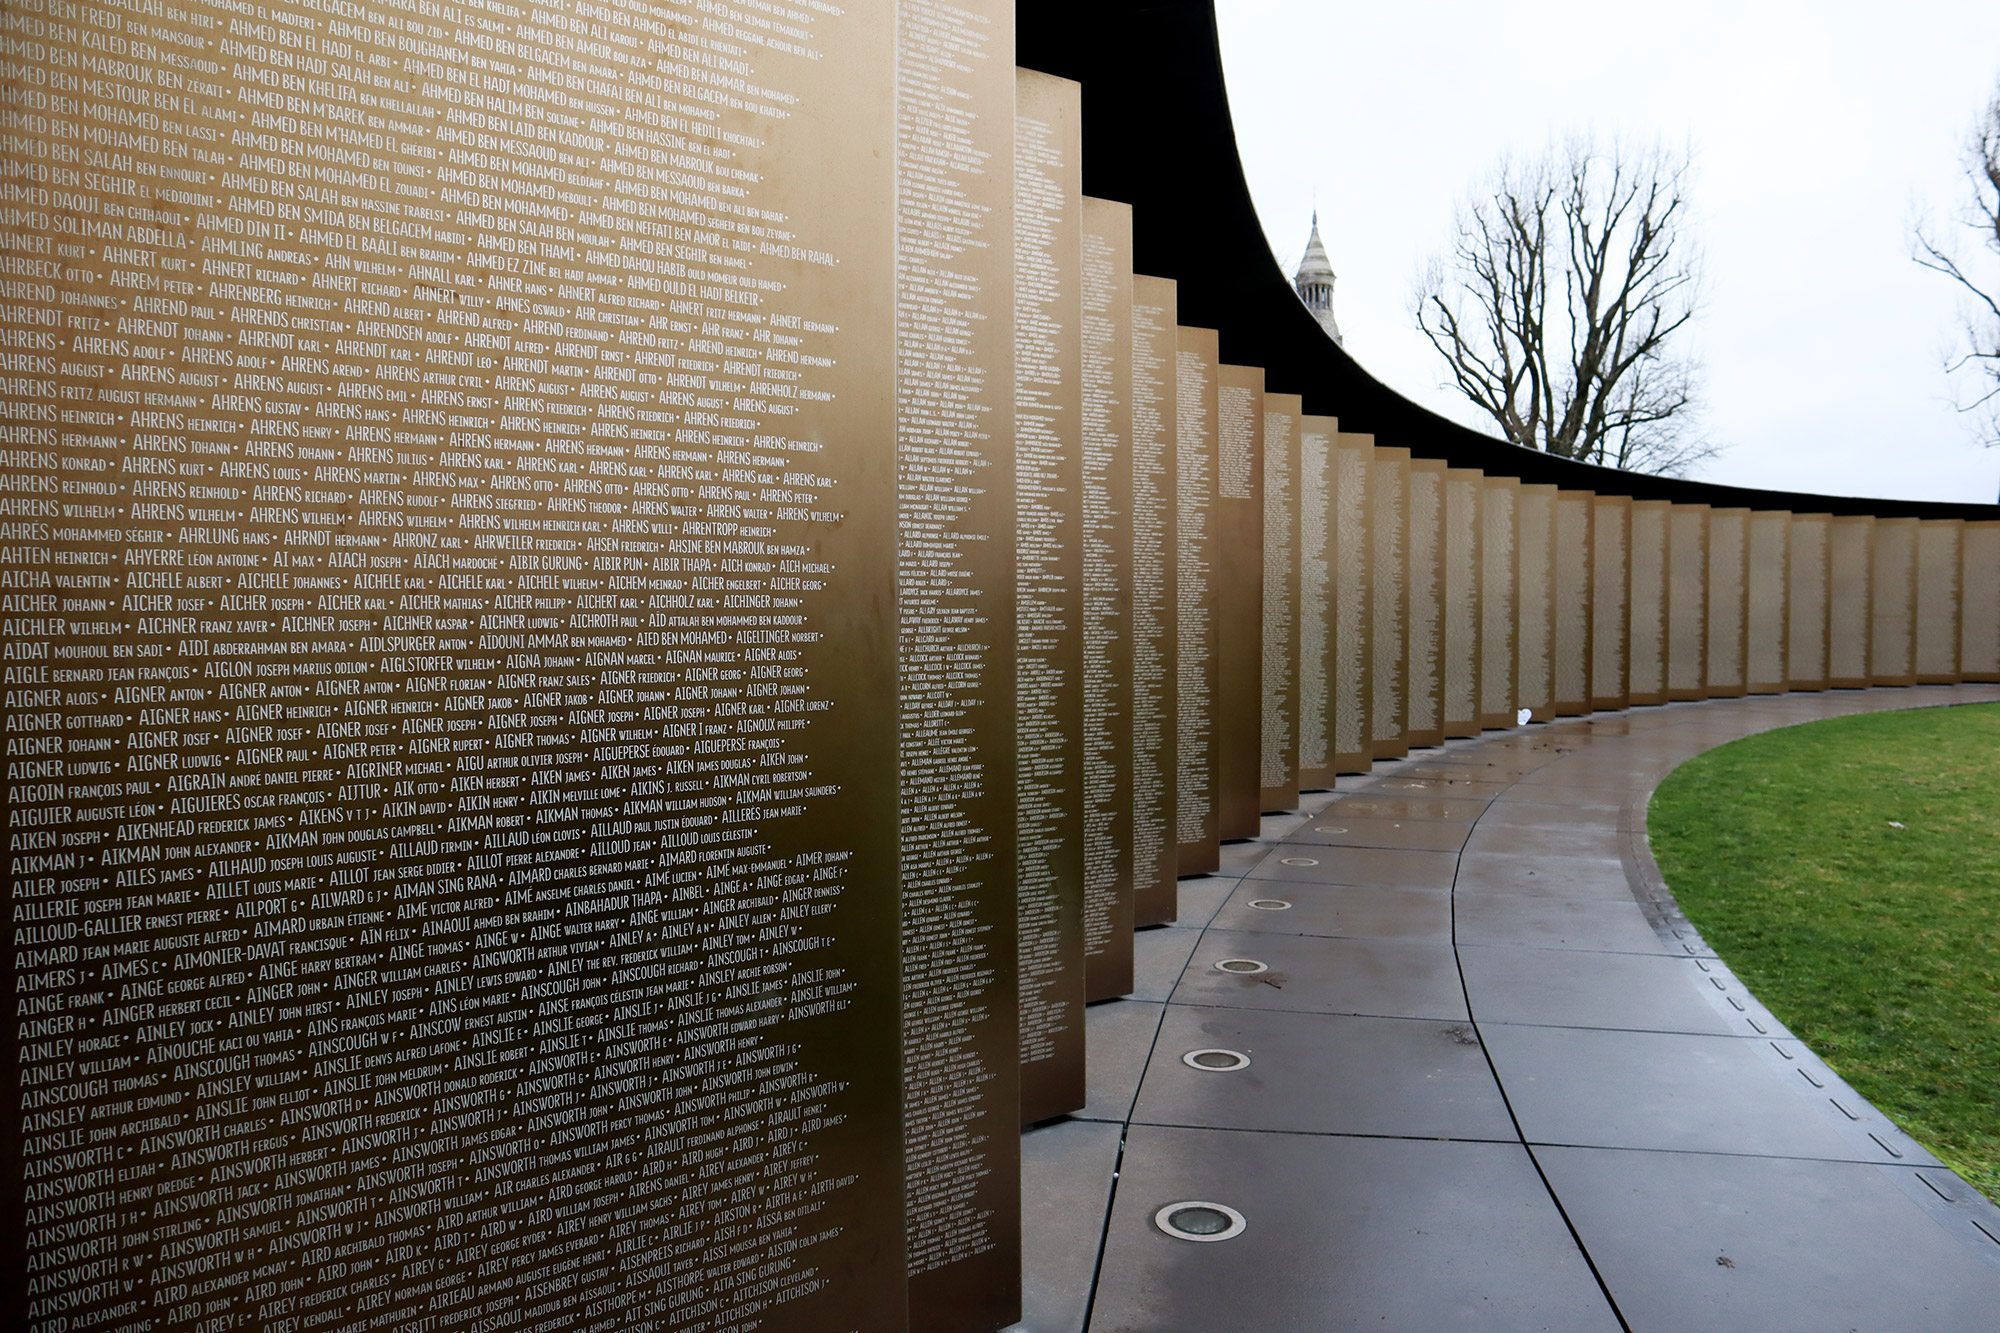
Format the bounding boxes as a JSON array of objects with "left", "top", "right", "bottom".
[
  {"left": 1515, "top": 484, "right": 1557, "bottom": 723},
  {"left": 1915, "top": 521, "right": 1964, "bottom": 685},
  {"left": 1333, "top": 435, "right": 1377, "bottom": 771},
  {"left": 1443, "top": 469, "right": 1487, "bottom": 737},
  {"left": 1591, "top": 496, "right": 1633, "bottom": 711},
  {"left": 1870, "top": 517, "right": 1919, "bottom": 687},
  {"left": 1479, "top": 478, "right": 1521, "bottom": 729},
  {"left": 1214, "top": 366, "right": 1266, "bottom": 840},
  {"left": 1261, "top": 394, "right": 1305, "bottom": 811},
  {"left": 1705, "top": 509, "right": 1750, "bottom": 698},
  {"left": 1964, "top": 522, "right": 2000, "bottom": 683},
  {"left": 1788, "top": 514, "right": 1834, "bottom": 691},
  {"left": 1297, "top": 418, "right": 1341, "bottom": 788},
  {"left": 1371, "top": 447, "right": 1413, "bottom": 758},
  {"left": 1013, "top": 68, "right": 1085, "bottom": 1128},
  {"left": 1746, "top": 511, "right": 1792, "bottom": 694},
  {"left": 1552, "top": 490, "right": 1594, "bottom": 716},
  {"left": 1667, "top": 505, "right": 1710, "bottom": 701},
  {"left": 1405, "top": 461, "right": 1448, "bottom": 747},
  {"left": 4, "top": 2, "right": 916, "bottom": 1330},
  {"left": 901, "top": 2, "right": 1021, "bottom": 1324},
  {"left": 1080, "top": 198, "right": 1136, "bottom": 1000},
  {"left": 1129, "top": 278, "right": 1181, "bottom": 921},
  {"left": 1175, "top": 328, "right": 1221, "bottom": 876},
  {"left": 1828, "top": 516, "right": 1876, "bottom": 688},
  {"left": 1628, "top": 501, "right": 1672, "bottom": 706}
]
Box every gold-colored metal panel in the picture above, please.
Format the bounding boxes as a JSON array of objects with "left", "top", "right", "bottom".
[
  {"left": 1443, "top": 469, "right": 1486, "bottom": 737},
  {"left": 1551, "top": 490, "right": 1594, "bottom": 716},
  {"left": 1963, "top": 522, "right": 2000, "bottom": 683},
  {"left": 1407, "top": 460, "right": 1448, "bottom": 747},
  {"left": 1745, "top": 511, "right": 1793, "bottom": 694},
  {"left": 1828, "top": 515, "right": 1876, "bottom": 688},
  {"left": 7, "top": 3, "right": 913, "bottom": 1330},
  {"left": 1479, "top": 478, "right": 1521, "bottom": 728},
  {"left": 1516, "top": 485, "right": 1558, "bottom": 722},
  {"left": 1013, "top": 68, "right": 1085, "bottom": 1128},
  {"left": 1870, "top": 517, "right": 1920, "bottom": 687},
  {"left": 1129, "top": 278, "right": 1180, "bottom": 923},
  {"left": 1297, "top": 417, "right": 1342, "bottom": 787},
  {"left": 1175, "top": 328, "right": 1221, "bottom": 875},
  {"left": 1216, "top": 365, "right": 1266, "bottom": 840},
  {"left": 1591, "top": 496, "right": 1634, "bottom": 710},
  {"left": 901, "top": 3, "right": 1021, "bottom": 1322},
  {"left": 1512, "top": 482, "right": 1560, "bottom": 720},
  {"left": 1705, "top": 508, "right": 1750, "bottom": 698},
  {"left": 1080, "top": 199, "right": 1135, "bottom": 1000},
  {"left": 1261, "top": 394, "right": 1305, "bottom": 810},
  {"left": 1667, "top": 505, "right": 1711, "bottom": 701},
  {"left": 1372, "top": 447, "right": 1413, "bottom": 757},
  {"left": 1788, "top": 515, "right": 1834, "bottom": 690},
  {"left": 1629, "top": 501, "right": 1673, "bottom": 705},
  {"left": 1915, "top": 521, "right": 1964, "bottom": 684},
  {"left": 1333, "top": 434, "right": 1377, "bottom": 770}
]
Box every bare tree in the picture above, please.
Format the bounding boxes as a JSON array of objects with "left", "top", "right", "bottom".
[
  {"left": 1414, "top": 137, "right": 1714, "bottom": 475},
  {"left": 1914, "top": 84, "right": 2000, "bottom": 448}
]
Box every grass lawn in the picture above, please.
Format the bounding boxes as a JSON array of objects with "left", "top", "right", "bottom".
[{"left": 1649, "top": 701, "right": 2000, "bottom": 1202}]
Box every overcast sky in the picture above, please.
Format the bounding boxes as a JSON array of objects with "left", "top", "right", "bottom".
[{"left": 1217, "top": 0, "right": 2000, "bottom": 504}]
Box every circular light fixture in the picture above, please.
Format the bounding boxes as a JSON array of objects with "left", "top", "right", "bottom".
[
  {"left": 1181, "top": 1048, "right": 1250, "bottom": 1071},
  {"left": 1278, "top": 856, "right": 1319, "bottom": 866},
  {"left": 1246, "top": 898, "right": 1292, "bottom": 911},
  {"left": 1214, "top": 958, "right": 1269, "bottom": 975},
  {"left": 1154, "top": 1201, "right": 1247, "bottom": 1242}
]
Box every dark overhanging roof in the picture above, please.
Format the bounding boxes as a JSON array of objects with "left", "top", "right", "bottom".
[{"left": 1016, "top": 0, "right": 2000, "bottom": 521}]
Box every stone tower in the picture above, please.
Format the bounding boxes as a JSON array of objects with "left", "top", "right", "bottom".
[{"left": 1294, "top": 211, "right": 1344, "bottom": 347}]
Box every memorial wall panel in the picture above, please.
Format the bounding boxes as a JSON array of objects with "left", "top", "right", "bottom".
[
  {"left": 1127, "top": 278, "right": 1179, "bottom": 922},
  {"left": 1478, "top": 478, "right": 1520, "bottom": 729},
  {"left": 1552, "top": 490, "right": 1593, "bottom": 717},
  {"left": 1214, "top": 366, "right": 1264, "bottom": 840},
  {"left": 1870, "top": 516, "right": 1919, "bottom": 688},
  {"left": 1296, "top": 418, "right": 1339, "bottom": 788},
  {"left": 1442, "top": 468, "right": 1485, "bottom": 737},
  {"left": 1078, "top": 198, "right": 1134, "bottom": 1001},
  {"left": 1173, "top": 328, "right": 1220, "bottom": 875},
  {"left": 898, "top": 1, "right": 1020, "bottom": 1325},
  {"left": 1515, "top": 483, "right": 1556, "bottom": 723},
  {"left": 1705, "top": 508, "right": 1749, "bottom": 698},
  {"left": 1746, "top": 511, "right": 1791, "bottom": 694},
  {"left": 1667, "top": 504, "right": 1709, "bottom": 702},
  {"left": 1788, "top": 514, "right": 1833, "bottom": 690},
  {"left": 1331, "top": 434, "right": 1375, "bottom": 772},
  {"left": 1964, "top": 522, "right": 2000, "bottom": 683},
  {"left": 1370, "top": 447, "right": 1411, "bottom": 758},
  {"left": 1828, "top": 515, "right": 1874, "bottom": 688},
  {"left": 4, "top": 1, "right": 915, "bottom": 1329},
  {"left": 1915, "top": 521, "right": 1963, "bottom": 685},
  {"left": 1405, "top": 460, "right": 1446, "bottom": 748},
  {"left": 1011, "top": 68, "right": 1084, "bottom": 1129},
  {"left": 1628, "top": 501, "right": 1672, "bottom": 706},
  {"left": 1590, "top": 495, "right": 1632, "bottom": 711},
  {"left": 1260, "top": 394, "right": 1304, "bottom": 811}
]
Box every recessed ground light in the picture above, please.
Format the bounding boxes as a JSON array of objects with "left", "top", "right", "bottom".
[
  {"left": 1278, "top": 857, "right": 1318, "bottom": 866},
  {"left": 1314, "top": 826, "right": 1347, "bottom": 834},
  {"left": 1154, "top": 1201, "right": 1247, "bottom": 1242},
  {"left": 1214, "top": 958, "right": 1268, "bottom": 975},
  {"left": 1181, "top": 1048, "right": 1251, "bottom": 1071},
  {"left": 1246, "top": 898, "right": 1292, "bottom": 911}
]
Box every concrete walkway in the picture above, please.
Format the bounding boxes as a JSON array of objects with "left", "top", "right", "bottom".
[{"left": 1012, "top": 686, "right": 2000, "bottom": 1332}]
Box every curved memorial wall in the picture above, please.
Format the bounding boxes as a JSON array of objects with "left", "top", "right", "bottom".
[{"left": 2, "top": 0, "right": 1995, "bottom": 1329}]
